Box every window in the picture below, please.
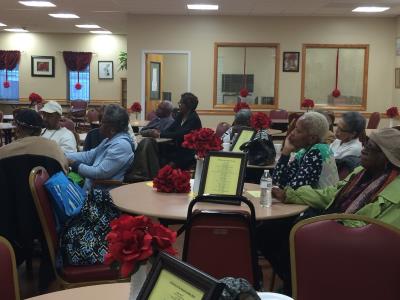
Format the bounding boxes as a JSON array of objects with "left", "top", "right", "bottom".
[
  {"left": 0, "top": 65, "right": 19, "bottom": 101},
  {"left": 68, "top": 65, "right": 90, "bottom": 101}
]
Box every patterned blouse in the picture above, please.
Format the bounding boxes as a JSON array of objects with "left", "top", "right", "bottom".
[{"left": 272, "top": 143, "right": 339, "bottom": 190}]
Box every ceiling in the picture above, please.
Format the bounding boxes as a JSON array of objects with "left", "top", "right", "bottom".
[{"left": 1, "top": 0, "right": 400, "bottom": 34}]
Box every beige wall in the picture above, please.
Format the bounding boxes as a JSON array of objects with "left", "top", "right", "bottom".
[
  {"left": 0, "top": 32, "right": 127, "bottom": 102},
  {"left": 127, "top": 15, "right": 396, "bottom": 127},
  {"left": 162, "top": 54, "right": 188, "bottom": 106}
]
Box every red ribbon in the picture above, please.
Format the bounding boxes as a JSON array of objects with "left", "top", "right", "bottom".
[{"left": 335, "top": 48, "right": 339, "bottom": 90}]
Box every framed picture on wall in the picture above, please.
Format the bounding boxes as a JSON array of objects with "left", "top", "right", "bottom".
[
  {"left": 150, "top": 61, "right": 161, "bottom": 100},
  {"left": 31, "top": 56, "right": 55, "bottom": 77},
  {"left": 283, "top": 52, "right": 300, "bottom": 72},
  {"left": 98, "top": 61, "right": 114, "bottom": 79}
]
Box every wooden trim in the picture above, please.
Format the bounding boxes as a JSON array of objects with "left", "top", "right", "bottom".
[
  {"left": 0, "top": 236, "right": 20, "bottom": 300},
  {"left": 213, "top": 42, "right": 280, "bottom": 109},
  {"left": 301, "top": 44, "right": 369, "bottom": 111}
]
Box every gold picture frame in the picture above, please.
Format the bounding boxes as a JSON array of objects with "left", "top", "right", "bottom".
[{"left": 395, "top": 68, "right": 400, "bottom": 89}]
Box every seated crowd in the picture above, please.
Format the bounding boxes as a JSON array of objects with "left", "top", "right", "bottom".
[{"left": 1, "top": 96, "right": 400, "bottom": 298}]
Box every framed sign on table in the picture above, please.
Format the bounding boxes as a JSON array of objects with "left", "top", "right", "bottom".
[
  {"left": 98, "top": 61, "right": 114, "bottom": 79},
  {"left": 31, "top": 56, "right": 55, "bottom": 77}
]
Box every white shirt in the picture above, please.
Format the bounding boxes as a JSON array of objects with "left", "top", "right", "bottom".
[
  {"left": 329, "top": 138, "right": 362, "bottom": 160},
  {"left": 41, "top": 127, "right": 77, "bottom": 153}
]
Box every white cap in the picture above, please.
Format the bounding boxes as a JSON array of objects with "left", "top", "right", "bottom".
[{"left": 40, "top": 100, "right": 62, "bottom": 116}]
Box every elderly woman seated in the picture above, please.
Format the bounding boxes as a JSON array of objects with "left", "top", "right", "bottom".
[
  {"left": 67, "top": 104, "right": 135, "bottom": 191},
  {"left": 273, "top": 111, "right": 339, "bottom": 189},
  {"left": 260, "top": 128, "right": 400, "bottom": 295},
  {"left": 222, "top": 109, "right": 252, "bottom": 143}
]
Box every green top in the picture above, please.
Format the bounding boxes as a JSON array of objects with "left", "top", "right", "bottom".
[
  {"left": 285, "top": 167, "right": 400, "bottom": 229},
  {"left": 295, "top": 143, "right": 332, "bottom": 162}
]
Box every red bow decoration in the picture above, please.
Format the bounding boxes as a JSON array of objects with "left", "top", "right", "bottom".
[
  {"left": 182, "top": 128, "right": 223, "bottom": 158},
  {"left": 3, "top": 81, "right": 10, "bottom": 88},
  {"left": 234, "top": 101, "right": 250, "bottom": 113},
  {"left": 250, "top": 112, "right": 271, "bottom": 131},
  {"left": 104, "top": 214, "right": 177, "bottom": 277},
  {"left": 130, "top": 102, "right": 142, "bottom": 113},
  {"left": 331, "top": 48, "right": 341, "bottom": 97},
  {"left": 153, "top": 165, "right": 191, "bottom": 193},
  {"left": 240, "top": 88, "right": 249, "bottom": 98},
  {"left": 386, "top": 106, "right": 399, "bottom": 118},
  {"left": 75, "top": 82, "right": 82, "bottom": 90}
]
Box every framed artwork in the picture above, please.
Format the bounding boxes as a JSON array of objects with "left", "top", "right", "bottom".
[
  {"left": 283, "top": 51, "right": 300, "bottom": 72},
  {"left": 396, "top": 68, "right": 400, "bottom": 88},
  {"left": 31, "top": 56, "right": 55, "bottom": 77},
  {"left": 98, "top": 61, "right": 113, "bottom": 79},
  {"left": 198, "top": 151, "right": 247, "bottom": 199},
  {"left": 150, "top": 61, "right": 161, "bottom": 100},
  {"left": 137, "top": 252, "right": 224, "bottom": 300}
]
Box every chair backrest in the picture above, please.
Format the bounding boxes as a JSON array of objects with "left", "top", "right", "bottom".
[
  {"left": 367, "top": 112, "right": 380, "bottom": 129},
  {"left": 86, "top": 109, "right": 99, "bottom": 123},
  {"left": 269, "top": 109, "right": 288, "bottom": 120},
  {"left": 29, "top": 166, "right": 59, "bottom": 276},
  {"left": 290, "top": 214, "right": 400, "bottom": 300},
  {"left": 0, "top": 236, "right": 20, "bottom": 300},
  {"left": 182, "top": 196, "right": 260, "bottom": 290},
  {"left": 215, "top": 122, "right": 231, "bottom": 138},
  {"left": 70, "top": 100, "right": 88, "bottom": 118}
]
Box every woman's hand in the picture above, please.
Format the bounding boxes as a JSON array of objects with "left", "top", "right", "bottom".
[
  {"left": 282, "top": 134, "right": 296, "bottom": 156},
  {"left": 272, "top": 187, "right": 286, "bottom": 202}
]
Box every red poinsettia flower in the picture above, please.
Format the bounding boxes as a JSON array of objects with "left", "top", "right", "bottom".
[
  {"left": 234, "top": 102, "right": 250, "bottom": 113},
  {"left": 386, "top": 106, "right": 399, "bottom": 118},
  {"left": 182, "top": 128, "right": 223, "bottom": 158},
  {"left": 240, "top": 88, "right": 249, "bottom": 98},
  {"left": 153, "top": 165, "right": 191, "bottom": 193},
  {"left": 75, "top": 82, "right": 82, "bottom": 90},
  {"left": 104, "top": 214, "right": 177, "bottom": 277},
  {"left": 250, "top": 112, "right": 271, "bottom": 130},
  {"left": 29, "top": 92, "right": 43, "bottom": 106},
  {"left": 3, "top": 81, "right": 10, "bottom": 88},
  {"left": 302, "top": 98, "right": 315, "bottom": 109},
  {"left": 130, "top": 102, "right": 142, "bottom": 113}
]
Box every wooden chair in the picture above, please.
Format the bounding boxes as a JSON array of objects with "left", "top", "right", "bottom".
[
  {"left": 367, "top": 112, "right": 380, "bottom": 129},
  {"left": 69, "top": 100, "right": 88, "bottom": 131},
  {"left": 29, "top": 166, "right": 128, "bottom": 289},
  {"left": 0, "top": 236, "right": 20, "bottom": 300},
  {"left": 182, "top": 195, "right": 262, "bottom": 290},
  {"left": 290, "top": 214, "right": 400, "bottom": 300}
]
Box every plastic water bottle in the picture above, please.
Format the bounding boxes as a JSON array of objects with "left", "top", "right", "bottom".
[{"left": 260, "top": 170, "right": 273, "bottom": 207}]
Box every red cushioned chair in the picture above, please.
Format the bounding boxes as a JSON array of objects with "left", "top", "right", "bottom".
[
  {"left": 69, "top": 100, "right": 88, "bottom": 130},
  {"left": 367, "top": 112, "right": 380, "bottom": 129},
  {"left": 0, "top": 236, "right": 20, "bottom": 300},
  {"left": 182, "top": 195, "right": 262, "bottom": 290},
  {"left": 290, "top": 214, "right": 400, "bottom": 300},
  {"left": 29, "top": 166, "right": 128, "bottom": 289}
]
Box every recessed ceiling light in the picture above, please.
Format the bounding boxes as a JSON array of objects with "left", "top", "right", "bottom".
[
  {"left": 49, "top": 13, "right": 79, "bottom": 18},
  {"left": 19, "top": 1, "right": 56, "bottom": 7},
  {"left": 187, "top": 4, "right": 219, "bottom": 10},
  {"left": 90, "top": 30, "right": 112, "bottom": 34},
  {"left": 4, "top": 28, "right": 29, "bottom": 32},
  {"left": 0, "top": 22, "right": 7, "bottom": 27},
  {"left": 352, "top": 6, "right": 390, "bottom": 13},
  {"left": 75, "top": 24, "right": 100, "bottom": 29}
]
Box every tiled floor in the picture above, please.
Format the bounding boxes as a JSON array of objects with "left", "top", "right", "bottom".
[{"left": 18, "top": 224, "right": 281, "bottom": 299}]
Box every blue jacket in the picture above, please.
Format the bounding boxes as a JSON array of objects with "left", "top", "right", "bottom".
[{"left": 67, "top": 132, "right": 134, "bottom": 191}]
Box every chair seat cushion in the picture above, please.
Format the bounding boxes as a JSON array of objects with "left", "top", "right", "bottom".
[{"left": 61, "top": 264, "right": 121, "bottom": 283}]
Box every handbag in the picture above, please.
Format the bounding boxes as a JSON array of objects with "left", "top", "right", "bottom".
[
  {"left": 44, "top": 171, "right": 86, "bottom": 224},
  {"left": 240, "top": 130, "right": 276, "bottom": 166}
]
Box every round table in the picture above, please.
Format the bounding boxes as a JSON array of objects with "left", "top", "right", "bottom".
[{"left": 110, "top": 182, "right": 307, "bottom": 221}]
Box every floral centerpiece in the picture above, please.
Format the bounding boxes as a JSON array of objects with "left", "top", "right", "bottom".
[
  {"left": 29, "top": 92, "right": 43, "bottom": 109},
  {"left": 130, "top": 102, "right": 142, "bottom": 119},
  {"left": 104, "top": 214, "right": 177, "bottom": 299},
  {"left": 153, "top": 165, "right": 191, "bottom": 193},
  {"left": 251, "top": 112, "right": 271, "bottom": 131},
  {"left": 234, "top": 102, "right": 250, "bottom": 113},
  {"left": 301, "top": 98, "right": 315, "bottom": 111},
  {"left": 386, "top": 106, "right": 399, "bottom": 127}
]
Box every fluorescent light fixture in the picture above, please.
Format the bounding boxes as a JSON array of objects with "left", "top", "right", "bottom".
[
  {"left": 352, "top": 6, "right": 390, "bottom": 12},
  {"left": 90, "top": 30, "right": 112, "bottom": 34},
  {"left": 0, "top": 23, "right": 6, "bottom": 27},
  {"left": 49, "top": 13, "right": 79, "bottom": 18},
  {"left": 187, "top": 4, "right": 219, "bottom": 10},
  {"left": 19, "top": 1, "right": 56, "bottom": 7},
  {"left": 4, "top": 28, "right": 29, "bottom": 32},
  {"left": 75, "top": 24, "right": 100, "bottom": 29}
]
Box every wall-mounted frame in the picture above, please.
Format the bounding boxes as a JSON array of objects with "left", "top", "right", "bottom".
[
  {"left": 150, "top": 61, "right": 161, "bottom": 100},
  {"left": 31, "top": 56, "right": 55, "bottom": 77},
  {"left": 283, "top": 52, "right": 300, "bottom": 72},
  {"left": 98, "top": 61, "right": 113, "bottom": 79},
  {"left": 213, "top": 42, "right": 280, "bottom": 109},
  {"left": 395, "top": 68, "right": 400, "bottom": 89},
  {"left": 137, "top": 252, "right": 224, "bottom": 300},
  {"left": 301, "top": 44, "right": 369, "bottom": 111}
]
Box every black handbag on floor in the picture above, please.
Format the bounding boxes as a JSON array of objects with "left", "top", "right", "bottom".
[{"left": 240, "top": 130, "right": 276, "bottom": 166}]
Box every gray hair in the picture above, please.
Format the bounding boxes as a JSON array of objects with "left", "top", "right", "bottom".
[
  {"left": 102, "top": 104, "right": 129, "bottom": 133},
  {"left": 342, "top": 112, "right": 366, "bottom": 137},
  {"left": 298, "top": 111, "right": 329, "bottom": 142},
  {"left": 234, "top": 109, "right": 252, "bottom": 126}
]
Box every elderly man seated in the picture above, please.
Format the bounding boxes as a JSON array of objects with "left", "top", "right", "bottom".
[
  {"left": 40, "top": 100, "right": 77, "bottom": 153},
  {"left": 140, "top": 100, "right": 174, "bottom": 136}
]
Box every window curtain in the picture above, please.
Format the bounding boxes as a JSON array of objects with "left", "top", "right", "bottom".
[
  {"left": 62, "top": 51, "right": 92, "bottom": 90},
  {"left": 0, "top": 50, "right": 21, "bottom": 88}
]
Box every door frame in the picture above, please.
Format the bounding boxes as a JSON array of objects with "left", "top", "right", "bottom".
[{"left": 141, "top": 50, "right": 191, "bottom": 120}]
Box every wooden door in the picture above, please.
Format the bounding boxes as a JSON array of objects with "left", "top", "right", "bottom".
[{"left": 145, "top": 54, "right": 164, "bottom": 117}]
